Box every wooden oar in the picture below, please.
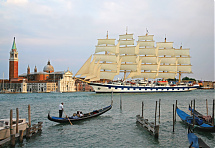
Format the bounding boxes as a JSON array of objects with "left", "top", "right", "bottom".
[{"left": 63, "top": 110, "right": 73, "bottom": 125}]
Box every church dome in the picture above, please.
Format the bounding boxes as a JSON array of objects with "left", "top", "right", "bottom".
[{"left": 43, "top": 60, "right": 54, "bottom": 73}]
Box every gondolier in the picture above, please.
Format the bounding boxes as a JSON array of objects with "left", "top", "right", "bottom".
[
  {"left": 59, "top": 103, "right": 64, "bottom": 118},
  {"left": 48, "top": 100, "right": 113, "bottom": 124}
]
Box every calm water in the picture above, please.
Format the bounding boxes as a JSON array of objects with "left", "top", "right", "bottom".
[{"left": 0, "top": 89, "right": 214, "bottom": 148}]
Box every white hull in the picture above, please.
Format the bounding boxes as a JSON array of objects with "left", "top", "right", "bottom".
[
  {"left": 0, "top": 118, "right": 27, "bottom": 140},
  {"left": 89, "top": 83, "right": 199, "bottom": 93}
]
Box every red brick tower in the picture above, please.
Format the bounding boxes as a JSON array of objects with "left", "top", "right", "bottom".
[
  {"left": 27, "top": 65, "right": 30, "bottom": 75},
  {"left": 9, "top": 37, "right": 19, "bottom": 80}
]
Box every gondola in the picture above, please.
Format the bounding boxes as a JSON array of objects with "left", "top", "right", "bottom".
[
  {"left": 188, "top": 127, "right": 210, "bottom": 148},
  {"left": 48, "top": 101, "right": 113, "bottom": 124},
  {"left": 176, "top": 106, "right": 215, "bottom": 133},
  {"left": 189, "top": 105, "right": 213, "bottom": 125}
]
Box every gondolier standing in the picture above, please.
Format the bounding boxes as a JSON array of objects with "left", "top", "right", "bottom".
[{"left": 59, "top": 103, "right": 64, "bottom": 118}]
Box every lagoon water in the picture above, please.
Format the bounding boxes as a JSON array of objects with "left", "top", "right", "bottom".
[{"left": 0, "top": 89, "right": 214, "bottom": 147}]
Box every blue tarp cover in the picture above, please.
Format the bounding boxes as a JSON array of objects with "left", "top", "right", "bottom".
[
  {"left": 176, "top": 108, "right": 213, "bottom": 128},
  {"left": 188, "top": 133, "right": 199, "bottom": 148}
]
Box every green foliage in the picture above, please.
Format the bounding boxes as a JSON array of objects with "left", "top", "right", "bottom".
[{"left": 182, "top": 76, "right": 196, "bottom": 81}]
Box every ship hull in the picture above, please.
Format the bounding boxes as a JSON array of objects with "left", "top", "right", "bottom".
[{"left": 89, "top": 83, "right": 199, "bottom": 93}]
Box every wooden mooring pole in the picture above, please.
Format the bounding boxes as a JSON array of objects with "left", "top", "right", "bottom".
[
  {"left": 206, "top": 99, "right": 208, "bottom": 116},
  {"left": 155, "top": 101, "right": 157, "bottom": 126},
  {"left": 193, "top": 99, "right": 195, "bottom": 128},
  {"left": 190, "top": 100, "right": 193, "bottom": 115},
  {"left": 175, "top": 100, "right": 177, "bottom": 122},
  {"left": 16, "top": 108, "right": 19, "bottom": 134},
  {"left": 159, "top": 99, "right": 161, "bottom": 123},
  {"left": 142, "top": 101, "right": 144, "bottom": 117},
  {"left": 10, "top": 134, "right": 15, "bottom": 146},
  {"left": 173, "top": 104, "right": 174, "bottom": 132},
  {"left": 28, "top": 104, "right": 31, "bottom": 127},
  {"left": 120, "top": 94, "right": 122, "bottom": 110},
  {"left": 10, "top": 110, "right": 13, "bottom": 135},
  {"left": 212, "top": 99, "right": 214, "bottom": 126},
  {"left": 19, "top": 130, "right": 24, "bottom": 143}
]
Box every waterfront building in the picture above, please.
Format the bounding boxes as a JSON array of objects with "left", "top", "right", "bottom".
[
  {"left": 202, "top": 81, "right": 214, "bottom": 89},
  {"left": 0, "top": 37, "right": 76, "bottom": 93}
]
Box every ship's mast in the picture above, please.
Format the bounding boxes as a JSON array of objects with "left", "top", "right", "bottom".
[
  {"left": 178, "top": 45, "right": 182, "bottom": 83},
  {"left": 2, "top": 72, "right": 4, "bottom": 92},
  {"left": 123, "top": 27, "right": 128, "bottom": 80}
]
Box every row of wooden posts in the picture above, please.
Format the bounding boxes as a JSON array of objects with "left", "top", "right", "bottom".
[
  {"left": 0, "top": 105, "right": 43, "bottom": 147},
  {"left": 113, "top": 92, "right": 215, "bottom": 136},
  {"left": 112, "top": 92, "right": 161, "bottom": 138},
  {"left": 172, "top": 99, "right": 215, "bottom": 132}
]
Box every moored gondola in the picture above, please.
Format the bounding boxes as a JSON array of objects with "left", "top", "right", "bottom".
[
  {"left": 48, "top": 101, "right": 112, "bottom": 124},
  {"left": 176, "top": 106, "right": 215, "bottom": 133},
  {"left": 189, "top": 105, "right": 213, "bottom": 125}
]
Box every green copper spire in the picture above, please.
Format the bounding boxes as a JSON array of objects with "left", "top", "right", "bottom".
[{"left": 12, "top": 37, "right": 16, "bottom": 50}]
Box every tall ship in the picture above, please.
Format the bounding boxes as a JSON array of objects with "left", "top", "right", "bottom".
[{"left": 75, "top": 29, "right": 199, "bottom": 93}]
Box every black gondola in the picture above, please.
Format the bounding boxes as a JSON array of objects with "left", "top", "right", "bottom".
[
  {"left": 176, "top": 106, "right": 215, "bottom": 133},
  {"left": 189, "top": 105, "right": 213, "bottom": 125},
  {"left": 48, "top": 101, "right": 112, "bottom": 124}
]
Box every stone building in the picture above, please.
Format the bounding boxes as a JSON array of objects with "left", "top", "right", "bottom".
[{"left": 0, "top": 37, "right": 76, "bottom": 93}]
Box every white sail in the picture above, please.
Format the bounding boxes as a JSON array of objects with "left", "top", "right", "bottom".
[
  {"left": 100, "top": 71, "right": 118, "bottom": 80},
  {"left": 140, "top": 56, "right": 158, "bottom": 64},
  {"left": 89, "top": 65, "right": 102, "bottom": 81},
  {"left": 141, "top": 64, "right": 158, "bottom": 71},
  {"left": 81, "top": 57, "right": 96, "bottom": 77},
  {"left": 85, "top": 60, "right": 101, "bottom": 80},
  {"left": 138, "top": 41, "right": 154, "bottom": 47},
  {"left": 121, "top": 55, "right": 137, "bottom": 63},
  {"left": 177, "top": 57, "right": 191, "bottom": 65},
  {"left": 100, "top": 63, "right": 118, "bottom": 71},
  {"left": 94, "top": 54, "right": 119, "bottom": 63},
  {"left": 119, "top": 34, "right": 133, "bottom": 40},
  {"left": 138, "top": 35, "right": 154, "bottom": 41},
  {"left": 120, "top": 64, "right": 137, "bottom": 71},
  {"left": 97, "top": 39, "right": 115, "bottom": 45},
  {"left": 75, "top": 55, "right": 92, "bottom": 76},
  {"left": 119, "top": 40, "right": 134, "bottom": 45},
  {"left": 157, "top": 72, "right": 176, "bottom": 78},
  {"left": 132, "top": 72, "right": 157, "bottom": 79},
  {"left": 139, "top": 47, "right": 158, "bottom": 56},
  {"left": 126, "top": 59, "right": 142, "bottom": 79},
  {"left": 156, "top": 42, "right": 173, "bottom": 48},
  {"left": 177, "top": 65, "right": 192, "bottom": 72},
  {"left": 159, "top": 65, "right": 177, "bottom": 72},
  {"left": 95, "top": 46, "right": 116, "bottom": 53},
  {"left": 119, "top": 46, "right": 136, "bottom": 54},
  {"left": 175, "top": 48, "right": 190, "bottom": 56},
  {"left": 158, "top": 49, "right": 175, "bottom": 56},
  {"left": 159, "top": 57, "right": 176, "bottom": 64}
]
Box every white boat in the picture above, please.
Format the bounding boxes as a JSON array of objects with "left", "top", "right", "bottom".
[
  {"left": 0, "top": 118, "right": 27, "bottom": 140},
  {"left": 75, "top": 28, "right": 199, "bottom": 93}
]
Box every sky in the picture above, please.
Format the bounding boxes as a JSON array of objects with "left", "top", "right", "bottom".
[{"left": 0, "top": 0, "right": 214, "bottom": 81}]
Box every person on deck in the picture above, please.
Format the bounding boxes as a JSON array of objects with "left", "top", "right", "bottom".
[{"left": 59, "top": 103, "right": 64, "bottom": 118}]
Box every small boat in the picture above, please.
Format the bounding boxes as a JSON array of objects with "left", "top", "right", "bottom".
[
  {"left": 189, "top": 105, "right": 213, "bottom": 125},
  {"left": 187, "top": 127, "right": 210, "bottom": 148},
  {"left": 176, "top": 106, "right": 215, "bottom": 133},
  {"left": 0, "top": 118, "right": 27, "bottom": 140},
  {"left": 48, "top": 101, "right": 113, "bottom": 124}
]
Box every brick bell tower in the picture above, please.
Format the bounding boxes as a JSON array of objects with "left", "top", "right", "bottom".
[{"left": 9, "top": 37, "right": 19, "bottom": 80}]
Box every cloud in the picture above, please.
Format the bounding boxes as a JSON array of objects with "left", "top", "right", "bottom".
[{"left": 6, "top": 0, "right": 28, "bottom": 4}]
